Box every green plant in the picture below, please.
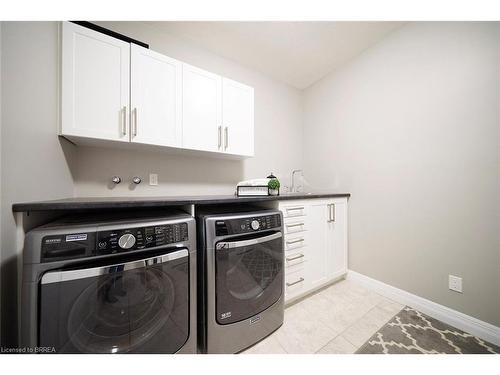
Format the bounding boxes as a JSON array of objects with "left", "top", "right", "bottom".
[{"left": 268, "top": 178, "right": 280, "bottom": 190}]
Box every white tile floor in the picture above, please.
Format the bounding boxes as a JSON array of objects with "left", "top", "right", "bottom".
[{"left": 242, "top": 279, "right": 404, "bottom": 354}]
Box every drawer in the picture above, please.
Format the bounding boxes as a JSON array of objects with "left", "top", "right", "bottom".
[
  {"left": 284, "top": 219, "right": 307, "bottom": 235},
  {"left": 284, "top": 234, "right": 306, "bottom": 251},
  {"left": 285, "top": 250, "right": 306, "bottom": 269},
  {"left": 285, "top": 269, "right": 307, "bottom": 299},
  {"left": 281, "top": 204, "right": 307, "bottom": 218}
]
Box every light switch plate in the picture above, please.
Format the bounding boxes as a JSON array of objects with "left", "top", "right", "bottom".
[
  {"left": 449, "top": 275, "right": 463, "bottom": 293},
  {"left": 149, "top": 173, "right": 158, "bottom": 186}
]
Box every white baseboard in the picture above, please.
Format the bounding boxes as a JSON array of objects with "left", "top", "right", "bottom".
[{"left": 347, "top": 270, "right": 500, "bottom": 347}]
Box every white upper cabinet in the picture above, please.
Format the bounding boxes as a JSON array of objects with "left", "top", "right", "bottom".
[
  {"left": 130, "top": 44, "right": 182, "bottom": 147},
  {"left": 182, "top": 64, "right": 222, "bottom": 152},
  {"left": 60, "top": 22, "right": 254, "bottom": 158},
  {"left": 61, "top": 22, "right": 130, "bottom": 142},
  {"left": 222, "top": 78, "right": 254, "bottom": 156}
]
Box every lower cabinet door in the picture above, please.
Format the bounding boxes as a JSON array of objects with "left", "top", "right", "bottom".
[
  {"left": 326, "top": 200, "right": 348, "bottom": 279},
  {"left": 306, "top": 203, "right": 329, "bottom": 290}
]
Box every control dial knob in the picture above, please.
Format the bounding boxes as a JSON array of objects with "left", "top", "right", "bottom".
[
  {"left": 251, "top": 220, "right": 260, "bottom": 230},
  {"left": 118, "top": 233, "right": 136, "bottom": 249}
]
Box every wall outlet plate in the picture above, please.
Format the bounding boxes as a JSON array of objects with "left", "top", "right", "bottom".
[
  {"left": 449, "top": 275, "right": 463, "bottom": 293},
  {"left": 149, "top": 173, "right": 158, "bottom": 186}
]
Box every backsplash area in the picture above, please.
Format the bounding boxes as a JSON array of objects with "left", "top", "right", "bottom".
[{"left": 72, "top": 142, "right": 301, "bottom": 197}]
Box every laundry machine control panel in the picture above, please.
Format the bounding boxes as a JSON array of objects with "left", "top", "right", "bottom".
[
  {"left": 96, "top": 222, "right": 189, "bottom": 255},
  {"left": 215, "top": 214, "right": 282, "bottom": 236}
]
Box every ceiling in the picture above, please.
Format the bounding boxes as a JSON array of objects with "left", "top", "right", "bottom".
[{"left": 146, "top": 21, "right": 405, "bottom": 89}]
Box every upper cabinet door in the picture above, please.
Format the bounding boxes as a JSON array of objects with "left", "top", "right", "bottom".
[
  {"left": 222, "top": 78, "right": 254, "bottom": 156},
  {"left": 182, "top": 64, "right": 222, "bottom": 152},
  {"left": 61, "top": 22, "right": 130, "bottom": 142},
  {"left": 130, "top": 45, "right": 182, "bottom": 147}
]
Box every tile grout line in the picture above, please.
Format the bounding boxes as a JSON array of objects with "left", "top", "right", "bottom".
[
  {"left": 314, "top": 292, "right": 382, "bottom": 353},
  {"left": 342, "top": 303, "right": 404, "bottom": 350},
  {"left": 324, "top": 293, "right": 404, "bottom": 351}
]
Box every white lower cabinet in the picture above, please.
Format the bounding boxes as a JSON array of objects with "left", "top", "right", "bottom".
[{"left": 279, "top": 198, "right": 348, "bottom": 303}]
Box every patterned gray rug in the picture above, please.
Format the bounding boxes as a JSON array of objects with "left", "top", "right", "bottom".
[{"left": 357, "top": 306, "right": 500, "bottom": 354}]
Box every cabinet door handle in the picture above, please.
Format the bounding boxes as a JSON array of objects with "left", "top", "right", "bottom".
[
  {"left": 286, "top": 277, "right": 304, "bottom": 287},
  {"left": 122, "top": 106, "right": 127, "bottom": 136},
  {"left": 286, "top": 238, "right": 304, "bottom": 245},
  {"left": 331, "top": 203, "right": 335, "bottom": 222},
  {"left": 286, "top": 254, "right": 304, "bottom": 262},
  {"left": 133, "top": 107, "right": 138, "bottom": 137},
  {"left": 224, "top": 126, "right": 228, "bottom": 150},
  {"left": 218, "top": 126, "right": 222, "bottom": 149}
]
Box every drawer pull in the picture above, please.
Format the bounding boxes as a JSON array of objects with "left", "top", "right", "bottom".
[
  {"left": 286, "top": 254, "right": 304, "bottom": 262},
  {"left": 286, "top": 277, "right": 305, "bottom": 287},
  {"left": 286, "top": 223, "right": 304, "bottom": 228},
  {"left": 287, "top": 206, "right": 304, "bottom": 211},
  {"left": 286, "top": 238, "right": 304, "bottom": 245}
]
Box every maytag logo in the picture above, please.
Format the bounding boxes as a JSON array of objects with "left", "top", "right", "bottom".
[
  {"left": 249, "top": 315, "right": 261, "bottom": 325},
  {"left": 44, "top": 238, "right": 61, "bottom": 244}
]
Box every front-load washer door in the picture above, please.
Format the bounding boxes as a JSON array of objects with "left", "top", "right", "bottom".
[
  {"left": 38, "top": 249, "right": 190, "bottom": 353},
  {"left": 215, "top": 231, "right": 283, "bottom": 325}
]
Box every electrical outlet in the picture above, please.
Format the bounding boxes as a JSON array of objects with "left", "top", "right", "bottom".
[
  {"left": 149, "top": 173, "right": 158, "bottom": 186},
  {"left": 449, "top": 275, "right": 463, "bottom": 293}
]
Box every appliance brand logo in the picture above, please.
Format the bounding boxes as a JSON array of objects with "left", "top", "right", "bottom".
[
  {"left": 250, "top": 315, "right": 261, "bottom": 325},
  {"left": 220, "top": 311, "right": 232, "bottom": 319},
  {"left": 44, "top": 238, "right": 61, "bottom": 244},
  {"left": 65, "top": 234, "right": 88, "bottom": 242}
]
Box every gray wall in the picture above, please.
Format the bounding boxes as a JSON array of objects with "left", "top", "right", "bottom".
[
  {"left": 303, "top": 22, "right": 500, "bottom": 326},
  {"left": 0, "top": 22, "right": 3, "bottom": 341},
  {"left": 0, "top": 22, "right": 76, "bottom": 346}
]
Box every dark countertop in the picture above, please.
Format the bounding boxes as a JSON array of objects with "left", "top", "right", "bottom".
[{"left": 12, "top": 192, "right": 350, "bottom": 212}]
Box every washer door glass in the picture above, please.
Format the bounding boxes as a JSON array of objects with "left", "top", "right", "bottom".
[
  {"left": 215, "top": 232, "right": 283, "bottom": 325},
  {"left": 39, "top": 249, "right": 189, "bottom": 353}
]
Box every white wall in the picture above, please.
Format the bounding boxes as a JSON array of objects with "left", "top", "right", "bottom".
[
  {"left": 73, "top": 22, "right": 303, "bottom": 197},
  {"left": 303, "top": 22, "right": 500, "bottom": 326}
]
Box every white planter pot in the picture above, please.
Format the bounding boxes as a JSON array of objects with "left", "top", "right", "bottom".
[{"left": 269, "top": 189, "right": 279, "bottom": 196}]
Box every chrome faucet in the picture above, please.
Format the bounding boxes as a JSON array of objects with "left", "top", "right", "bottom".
[{"left": 291, "top": 169, "right": 303, "bottom": 192}]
